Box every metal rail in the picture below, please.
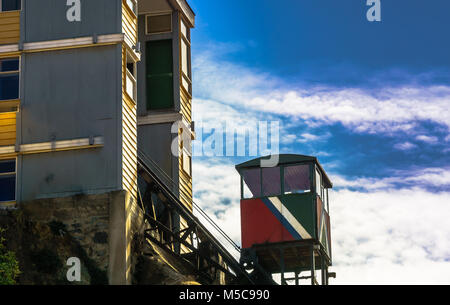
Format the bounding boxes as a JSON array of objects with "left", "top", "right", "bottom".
[
  {"left": 138, "top": 149, "right": 241, "bottom": 253},
  {"left": 137, "top": 150, "right": 254, "bottom": 284}
]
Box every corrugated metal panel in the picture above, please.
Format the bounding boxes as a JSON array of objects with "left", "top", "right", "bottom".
[
  {"left": 0, "top": 11, "right": 20, "bottom": 45},
  {"left": 23, "top": 0, "right": 119, "bottom": 43},
  {"left": 0, "top": 112, "right": 16, "bottom": 146}
]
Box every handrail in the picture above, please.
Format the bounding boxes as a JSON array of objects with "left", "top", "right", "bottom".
[
  {"left": 137, "top": 150, "right": 253, "bottom": 284},
  {"left": 137, "top": 148, "right": 241, "bottom": 253}
]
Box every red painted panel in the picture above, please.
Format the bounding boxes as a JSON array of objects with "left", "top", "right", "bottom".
[{"left": 240, "top": 198, "right": 295, "bottom": 249}]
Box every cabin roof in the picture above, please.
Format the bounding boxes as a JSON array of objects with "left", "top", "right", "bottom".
[{"left": 235, "top": 154, "right": 333, "bottom": 188}]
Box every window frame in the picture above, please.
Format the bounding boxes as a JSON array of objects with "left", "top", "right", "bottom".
[
  {"left": 240, "top": 162, "right": 316, "bottom": 200},
  {"left": 125, "top": 52, "right": 137, "bottom": 102},
  {"left": 0, "top": 157, "right": 16, "bottom": 203},
  {"left": 145, "top": 12, "right": 173, "bottom": 35},
  {"left": 125, "top": 0, "right": 137, "bottom": 16},
  {"left": 0, "top": 56, "right": 20, "bottom": 102},
  {"left": 181, "top": 147, "right": 192, "bottom": 177},
  {"left": 179, "top": 17, "right": 192, "bottom": 95},
  {"left": 283, "top": 163, "right": 313, "bottom": 195},
  {"left": 0, "top": 0, "right": 21, "bottom": 12}
]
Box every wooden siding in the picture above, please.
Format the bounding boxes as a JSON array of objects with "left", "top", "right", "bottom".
[
  {"left": 0, "top": 111, "right": 16, "bottom": 146},
  {"left": 0, "top": 11, "right": 20, "bottom": 45},
  {"left": 122, "top": 0, "right": 138, "bottom": 46},
  {"left": 179, "top": 129, "right": 192, "bottom": 211},
  {"left": 122, "top": 45, "right": 138, "bottom": 202},
  {"left": 180, "top": 88, "right": 191, "bottom": 122}
]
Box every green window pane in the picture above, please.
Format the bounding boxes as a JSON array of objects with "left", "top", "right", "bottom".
[{"left": 146, "top": 40, "right": 174, "bottom": 110}]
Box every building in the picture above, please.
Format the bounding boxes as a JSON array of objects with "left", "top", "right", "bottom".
[
  {"left": 0, "top": 0, "right": 196, "bottom": 284},
  {"left": 0, "top": 0, "right": 194, "bottom": 210}
]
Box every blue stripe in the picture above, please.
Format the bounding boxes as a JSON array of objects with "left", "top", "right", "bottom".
[{"left": 261, "top": 197, "right": 303, "bottom": 240}]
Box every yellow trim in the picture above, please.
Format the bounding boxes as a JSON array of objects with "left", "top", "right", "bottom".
[
  {"left": 0, "top": 201, "right": 16, "bottom": 209},
  {"left": 0, "top": 99, "right": 20, "bottom": 113},
  {"left": 19, "top": 144, "right": 104, "bottom": 155},
  {"left": 0, "top": 152, "right": 17, "bottom": 159}
]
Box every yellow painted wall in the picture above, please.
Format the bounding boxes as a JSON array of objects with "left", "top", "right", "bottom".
[
  {"left": 0, "top": 11, "right": 20, "bottom": 45},
  {"left": 122, "top": 0, "right": 138, "bottom": 45},
  {"left": 122, "top": 45, "right": 138, "bottom": 203},
  {"left": 0, "top": 112, "right": 16, "bottom": 146},
  {"left": 178, "top": 128, "right": 193, "bottom": 211}
]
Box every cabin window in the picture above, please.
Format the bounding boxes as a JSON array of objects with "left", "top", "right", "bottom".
[
  {"left": 284, "top": 164, "right": 311, "bottom": 194},
  {"left": 146, "top": 40, "right": 174, "bottom": 110},
  {"left": 315, "top": 167, "right": 322, "bottom": 199},
  {"left": 0, "top": 0, "right": 21, "bottom": 11},
  {"left": 262, "top": 166, "right": 281, "bottom": 196},
  {"left": 180, "top": 18, "right": 191, "bottom": 94},
  {"left": 126, "top": 53, "right": 137, "bottom": 101},
  {"left": 242, "top": 168, "right": 261, "bottom": 199},
  {"left": 125, "top": 0, "right": 137, "bottom": 15},
  {"left": 0, "top": 159, "right": 15, "bottom": 202},
  {"left": 146, "top": 14, "right": 172, "bottom": 35},
  {"left": 0, "top": 57, "right": 19, "bottom": 101}
]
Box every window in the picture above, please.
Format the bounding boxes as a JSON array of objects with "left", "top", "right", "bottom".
[
  {"left": 0, "top": 159, "right": 15, "bottom": 202},
  {"left": 262, "top": 166, "right": 280, "bottom": 196},
  {"left": 284, "top": 164, "right": 311, "bottom": 194},
  {"left": 315, "top": 167, "right": 322, "bottom": 199},
  {"left": 242, "top": 168, "right": 261, "bottom": 199},
  {"left": 125, "top": 0, "right": 137, "bottom": 15},
  {"left": 0, "top": 0, "right": 21, "bottom": 11},
  {"left": 146, "top": 14, "right": 172, "bottom": 35},
  {"left": 0, "top": 57, "right": 19, "bottom": 101},
  {"left": 181, "top": 148, "right": 191, "bottom": 176},
  {"left": 180, "top": 18, "right": 191, "bottom": 94},
  {"left": 126, "top": 53, "right": 137, "bottom": 101},
  {"left": 146, "top": 40, "right": 174, "bottom": 110}
]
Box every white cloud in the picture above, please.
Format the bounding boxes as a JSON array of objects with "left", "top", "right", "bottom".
[
  {"left": 192, "top": 159, "right": 450, "bottom": 284},
  {"left": 394, "top": 142, "right": 417, "bottom": 150},
  {"left": 416, "top": 135, "right": 439, "bottom": 144},
  {"left": 331, "top": 188, "right": 450, "bottom": 284},
  {"left": 330, "top": 167, "right": 450, "bottom": 190},
  {"left": 193, "top": 50, "right": 450, "bottom": 135}
]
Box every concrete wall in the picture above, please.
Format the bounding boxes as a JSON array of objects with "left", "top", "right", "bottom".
[
  {"left": 19, "top": 190, "right": 144, "bottom": 285},
  {"left": 18, "top": 45, "right": 123, "bottom": 201},
  {"left": 21, "top": 0, "right": 121, "bottom": 43}
]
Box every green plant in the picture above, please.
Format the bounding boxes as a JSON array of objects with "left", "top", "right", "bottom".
[{"left": 0, "top": 228, "right": 20, "bottom": 285}]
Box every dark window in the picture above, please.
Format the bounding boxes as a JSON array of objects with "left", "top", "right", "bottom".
[
  {"left": 0, "top": 58, "right": 19, "bottom": 72},
  {"left": 284, "top": 164, "right": 311, "bottom": 194},
  {"left": 0, "top": 159, "right": 15, "bottom": 202},
  {"left": 1, "top": 0, "right": 21, "bottom": 11},
  {"left": 146, "top": 14, "right": 172, "bottom": 34},
  {"left": 262, "top": 166, "right": 281, "bottom": 196},
  {"left": 0, "top": 58, "right": 19, "bottom": 101},
  {"left": 242, "top": 168, "right": 261, "bottom": 199},
  {"left": 146, "top": 40, "right": 174, "bottom": 110}
]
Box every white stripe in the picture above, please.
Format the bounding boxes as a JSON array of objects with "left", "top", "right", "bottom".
[{"left": 269, "top": 196, "right": 312, "bottom": 239}]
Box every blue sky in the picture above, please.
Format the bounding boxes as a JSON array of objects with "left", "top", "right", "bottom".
[{"left": 186, "top": 0, "right": 450, "bottom": 284}]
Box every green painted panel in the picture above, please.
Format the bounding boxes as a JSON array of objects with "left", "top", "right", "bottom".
[
  {"left": 146, "top": 40, "right": 174, "bottom": 110},
  {"left": 280, "top": 193, "right": 316, "bottom": 239}
]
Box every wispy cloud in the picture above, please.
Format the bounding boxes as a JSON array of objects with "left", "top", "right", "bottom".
[
  {"left": 193, "top": 49, "right": 450, "bottom": 137},
  {"left": 331, "top": 167, "right": 450, "bottom": 191},
  {"left": 416, "top": 135, "right": 439, "bottom": 144},
  {"left": 394, "top": 142, "right": 417, "bottom": 151}
]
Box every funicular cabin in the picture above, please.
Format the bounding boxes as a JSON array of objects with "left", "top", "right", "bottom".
[{"left": 236, "top": 154, "right": 334, "bottom": 285}]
